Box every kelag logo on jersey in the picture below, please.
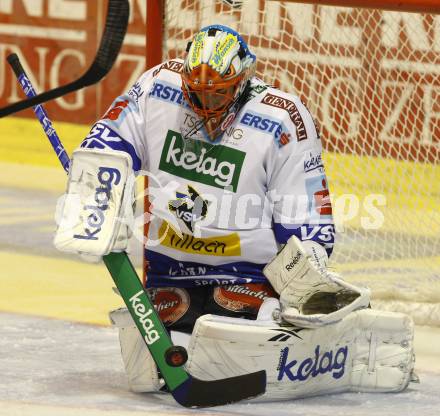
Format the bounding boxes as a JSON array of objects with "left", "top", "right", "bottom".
[{"left": 159, "top": 130, "right": 245, "bottom": 192}]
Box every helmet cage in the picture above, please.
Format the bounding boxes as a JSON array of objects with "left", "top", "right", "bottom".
[
  {"left": 181, "top": 65, "right": 246, "bottom": 121},
  {"left": 181, "top": 25, "right": 256, "bottom": 139}
]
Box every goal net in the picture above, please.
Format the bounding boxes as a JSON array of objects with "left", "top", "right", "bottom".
[{"left": 146, "top": 0, "right": 440, "bottom": 325}]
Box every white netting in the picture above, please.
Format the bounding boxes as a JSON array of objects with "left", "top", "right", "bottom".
[{"left": 157, "top": 0, "right": 440, "bottom": 324}]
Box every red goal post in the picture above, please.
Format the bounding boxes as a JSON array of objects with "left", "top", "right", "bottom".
[
  {"left": 144, "top": 0, "right": 440, "bottom": 325},
  {"left": 283, "top": 0, "right": 440, "bottom": 14},
  {"left": 146, "top": 0, "right": 440, "bottom": 68}
]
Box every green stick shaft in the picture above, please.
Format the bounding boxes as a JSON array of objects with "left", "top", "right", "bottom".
[{"left": 103, "top": 252, "right": 189, "bottom": 391}]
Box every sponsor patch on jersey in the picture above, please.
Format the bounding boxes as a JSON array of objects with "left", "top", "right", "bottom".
[
  {"left": 223, "top": 126, "right": 244, "bottom": 144},
  {"left": 300, "top": 224, "right": 335, "bottom": 247},
  {"left": 149, "top": 287, "right": 190, "bottom": 326},
  {"left": 152, "top": 60, "right": 184, "bottom": 76},
  {"left": 80, "top": 123, "right": 141, "bottom": 171},
  {"left": 103, "top": 99, "right": 130, "bottom": 121},
  {"left": 243, "top": 83, "right": 269, "bottom": 104},
  {"left": 305, "top": 175, "right": 333, "bottom": 218},
  {"left": 145, "top": 250, "right": 266, "bottom": 287},
  {"left": 304, "top": 151, "right": 324, "bottom": 173},
  {"left": 182, "top": 112, "right": 244, "bottom": 146},
  {"left": 101, "top": 94, "right": 138, "bottom": 125},
  {"left": 128, "top": 81, "right": 144, "bottom": 104},
  {"left": 168, "top": 185, "right": 210, "bottom": 233},
  {"left": 158, "top": 221, "right": 241, "bottom": 256},
  {"left": 149, "top": 80, "right": 185, "bottom": 106},
  {"left": 213, "top": 283, "right": 276, "bottom": 314},
  {"left": 273, "top": 223, "right": 335, "bottom": 254},
  {"left": 239, "top": 111, "right": 290, "bottom": 148},
  {"left": 261, "top": 93, "right": 308, "bottom": 141},
  {"left": 159, "top": 130, "right": 245, "bottom": 192},
  {"left": 251, "top": 83, "right": 269, "bottom": 96}
]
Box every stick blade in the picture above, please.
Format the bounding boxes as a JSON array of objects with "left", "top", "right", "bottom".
[
  {"left": 0, "top": 0, "right": 129, "bottom": 117},
  {"left": 82, "top": 0, "right": 129, "bottom": 85},
  {"left": 171, "top": 370, "right": 266, "bottom": 408}
]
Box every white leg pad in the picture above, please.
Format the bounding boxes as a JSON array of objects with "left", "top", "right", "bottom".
[
  {"left": 186, "top": 308, "right": 415, "bottom": 401},
  {"left": 109, "top": 308, "right": 161, "bottom": 393}
]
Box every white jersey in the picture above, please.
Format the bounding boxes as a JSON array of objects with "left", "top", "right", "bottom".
[{"left": 80, "top": 59, "right": 335, "bottom": 288}]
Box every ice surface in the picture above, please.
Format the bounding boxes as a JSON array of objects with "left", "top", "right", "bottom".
[
  {"left": 0, "top": 182, "right": 439, "bottom": 415},
  {"left": 0, "top": 312, "right": 439, "bottom": 416}
]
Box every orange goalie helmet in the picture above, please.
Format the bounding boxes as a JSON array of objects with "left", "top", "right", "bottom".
[{"left": 181, "top": 25, "right": 256, "bottom": 140}]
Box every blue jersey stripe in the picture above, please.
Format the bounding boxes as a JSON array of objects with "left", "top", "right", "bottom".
[
  {"left": 80, "top": 123, "right": 142, "bottom": 171},
  {"left": 273, "top": 222, "right": 335, "bottom": 256},
  {"left": 145, "top": 250, "right": 267, "bottom": 288}
]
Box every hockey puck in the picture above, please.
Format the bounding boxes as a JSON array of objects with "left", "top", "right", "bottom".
[{"left": 165, "top": 346, "right": 188, "bottom": 367}]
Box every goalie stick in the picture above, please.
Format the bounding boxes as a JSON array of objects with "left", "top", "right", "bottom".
[
  {"left": 0, "top": 0, "right": 129, "bottom": 118},
  {"left": 7, "top": 53, "right": 266, "bottom": 408}
]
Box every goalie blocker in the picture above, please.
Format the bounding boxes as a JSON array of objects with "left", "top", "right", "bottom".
[
  {"left": 54, "top": 148, "right": 135, "bottom": 258},
  {"left": 111, "top": 301, "right": 415, "bottom": 401}
]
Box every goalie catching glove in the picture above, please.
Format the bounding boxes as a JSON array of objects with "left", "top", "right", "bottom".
[
  {"left": 54, "top": 148, "right": 135, "bottom": 259},
  {"left": 263, "top": 236, "right": 370, "bottom": 328}
]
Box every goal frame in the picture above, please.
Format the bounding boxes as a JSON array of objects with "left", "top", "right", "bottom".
[
  {"left": 143, "top": 0, "right": 440, "bottom": 287},
  {"left": 282, "top": 0, "right": 440, "bottom": 14}
]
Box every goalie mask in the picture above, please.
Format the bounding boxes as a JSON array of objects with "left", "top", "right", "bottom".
[{"left": 181, "top": 25, "right": 256, "bottom": 142}]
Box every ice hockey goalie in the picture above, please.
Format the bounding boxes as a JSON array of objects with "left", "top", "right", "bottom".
[{"left": 54, "top": 24, "right": 416, "bottom": 401}]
